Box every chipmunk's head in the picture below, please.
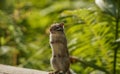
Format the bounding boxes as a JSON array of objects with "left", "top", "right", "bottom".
[{"left": 50, "top": 23, "right": 64, "bottom": 34}]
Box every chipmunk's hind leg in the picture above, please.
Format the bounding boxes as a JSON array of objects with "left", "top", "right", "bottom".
[
  {"left": 49, "top": 70, "right": 59, "bottom": 74},
  {"left": 66, "top": 70, "right": 71, "bottom": 74}
]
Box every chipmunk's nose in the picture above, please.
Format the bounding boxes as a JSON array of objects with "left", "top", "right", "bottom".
[
  {"left": 50, "top": 28, "right": 52, "bottom": 31},
  {"left": 50, "top": 28, "right": 54, "bottom": 33}
]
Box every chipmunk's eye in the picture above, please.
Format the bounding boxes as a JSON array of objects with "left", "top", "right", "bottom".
[{"left": 56, "top": 26, "right": 62, "bottom": 31}]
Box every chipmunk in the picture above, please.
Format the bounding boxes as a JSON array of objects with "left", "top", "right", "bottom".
[{"left": 49, "top": 23, "right": 71, "bottom": 74}]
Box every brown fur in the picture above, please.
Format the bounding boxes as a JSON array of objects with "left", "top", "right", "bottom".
[{"left": 49, "top": 23, "right": 71, "bottom": 74}]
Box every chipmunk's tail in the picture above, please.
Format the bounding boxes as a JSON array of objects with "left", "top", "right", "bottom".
[{"left": 69, "top": 56, "right": 80, "bottom": 64}]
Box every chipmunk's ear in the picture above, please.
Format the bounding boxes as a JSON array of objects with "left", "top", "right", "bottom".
[{"left": 59, "top": 22, "right": 64, "bottom": 27}]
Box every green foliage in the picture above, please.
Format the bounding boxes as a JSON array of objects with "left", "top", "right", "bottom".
[
  {"left": 61, "top": 9, "right": 115, "bottom": 74},
  {"left": 0, "top": 0, "right": 120, "bottom": 74}
]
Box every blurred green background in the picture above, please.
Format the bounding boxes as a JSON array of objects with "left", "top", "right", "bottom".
[{"left": 0, "top": 0, "right": 120, "bottom": 74}]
